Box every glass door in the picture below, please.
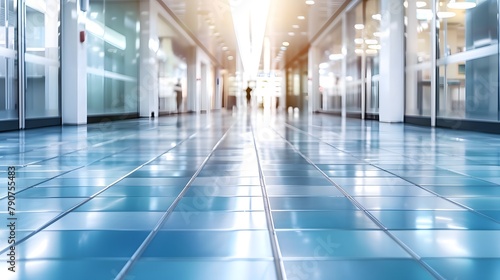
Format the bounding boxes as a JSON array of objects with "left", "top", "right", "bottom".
[
  {"left": 0, "top": 0, "right": 18, "bottom": 131},
  {"left": 23, "top": 0, "right": 60, "bottom": 128},
  {"left": 0, "top": 0, "right": 60, "bottom": 132}
]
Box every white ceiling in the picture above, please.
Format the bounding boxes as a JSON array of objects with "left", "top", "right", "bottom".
[{"left": 158, "top": 0, "right": 349, "bottom": 73}]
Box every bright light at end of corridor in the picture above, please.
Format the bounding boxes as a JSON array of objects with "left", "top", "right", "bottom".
[{"left": 230, "top": 0, "right": 270, "bottom": 76}]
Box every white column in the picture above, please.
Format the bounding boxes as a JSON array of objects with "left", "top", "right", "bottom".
[
  {"left": 214, "top": 68, "right": 222, "bottom": 110},
  {"left": 308, "top": 46, "right": 320, "bottom": 113},
  {"left": 379, "top": 0, "right": 405, "bottom": 122},
  {"left": 341, "top": 14, "right": 347, "bottom": 118},
  {"left": 200, "top": 62, "right": 208, "bottom": 112},
  {"left": 139, "top": 0, "right": 159, "bottom": 118},
  {"left": 61, "top": 0, "right": 87, "bottom": 125},
  {"left": 186, "top": 46, "right": 199, "bottom": 113}
]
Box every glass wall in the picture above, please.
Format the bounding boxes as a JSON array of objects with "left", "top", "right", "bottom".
[
  {"left": 0, "top": 0, "right": 17, "bottom": 122},
  {"left": 365, "top": 0, "right": 380, "bottom": 114},
  {"left": 286, "top": 57, "right": 308, "bottom": 110},
  {"left": 437, "top": 0, "right": 499, "bottom": 121},
  {"left": 156, "top": 15, "right": 190, "bottom": 114},
  {"left": 405, "top": 0, "right": 433, "bottom": 117},
  {"left": 25, "top": 0, "right": 60, "bottom": 119},
  {"left": 319, "top": 22, "right": 342, "bottom": 112},
  {"left": 406, "top": 0, "right": 500, "bottom": 123},
  {"left": 345, "top": 2, "right": 363, "bottom": 114},
  {"left": 87, "top": 0, "right": 139, "bottom": 116},
  {"left": 316, "top": 0, "right": 381, "bottom": 116}
]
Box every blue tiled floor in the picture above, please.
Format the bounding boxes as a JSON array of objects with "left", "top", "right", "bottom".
[{"left": 1, "top": 111, "right": 500, "bottom": 279}]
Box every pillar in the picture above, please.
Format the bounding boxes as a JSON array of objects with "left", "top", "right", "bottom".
[
  {"left": 61, "top": 0, "right": 87, "bottom": 125},
  {"left": 308, "top": 46, "right": 321, "bottom": 113},
  {"left": 139, "top": 0, "right": 159, "bottom": 118},
  {"left": 379, "top": 0, "right": 405, "bottom": 122}
]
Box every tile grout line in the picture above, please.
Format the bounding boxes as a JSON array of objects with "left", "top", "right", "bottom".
[
  {"left": 0, "top": 130, "right": 199, "bottom": 255},
  {"left": 249, "top": 119, "right": 287, "bottom": 280},
  {"left": 114, "top": 121, "right": 236, "bottom": 280},
  {"left": 270, "top": 125, "right": 446, "bottom": 280}
]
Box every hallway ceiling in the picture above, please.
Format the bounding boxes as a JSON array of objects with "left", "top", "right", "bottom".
[{"left": 160, "top": 0, "right": 348, "bottom": 74}]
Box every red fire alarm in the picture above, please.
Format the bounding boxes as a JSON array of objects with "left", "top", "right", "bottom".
[{"left": 79, "top": 31, "right": 85, "bottom": 43}]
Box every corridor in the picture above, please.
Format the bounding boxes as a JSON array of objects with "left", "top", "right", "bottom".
[{"left": 1, "top": 110, "right": 500, "bottom": 280}]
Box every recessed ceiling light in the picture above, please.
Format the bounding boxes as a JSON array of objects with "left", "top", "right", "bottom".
[
  {"left": 437, "top": 11, "right": 456, "bottom": 18},
  {"left": 354, "top": 38, "right": 364, "bottom": 44},
  {"left": 373, "top": 32, "right": 382, "bottom": 37},
  {"left": 365, "top": 39, "right": 378, "bottom": 45},
  {"left": 281, "top": 46, "right": 287, "bottom": 51},
  {"left": 227, "top": 56, "right": 234, "bottom": 60},
  {"left": 222, "top": 46, "right": 228, "bottom": 51},
  {"left": 292, "top": 24, "right": 300, "bottom": 29},
  {"left": 288, "top": 32, "right": 295, "bottom": 36},
  {"left": 368, "top": 44, "right": 381, "bottom": 50},
  {"left": 305, "top": 0, "right": 315, "bottom": 5},
  {"left": 329, "top": 54, "right": 343, "bottom": 61},
  {"left": 354, "top": 24, "right": 364, "bottom": 30},
  {"left": 282, "top": 41, "right": 290, "bottom": 46},
  {"left": 297, "top": 15, "right": 305, "bottom": 20},
  {"left": 403, "top": 1, "right": 427, "bottom": 8},
  {"left": 372, "top": 14, "right": 381, "bottom": 21},
  {"left": 447, "top": 0, "right": 476, "bottom": 9},
  {"left": 416, "top": 1, "right": 427, "bottom": 8}
]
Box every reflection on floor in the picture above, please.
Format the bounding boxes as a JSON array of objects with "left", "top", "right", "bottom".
[{"left": 1, "top": 110, "right": 500, "bottom": 280}]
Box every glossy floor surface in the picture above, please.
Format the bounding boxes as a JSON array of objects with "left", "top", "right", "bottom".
[{"left": 1, "top": 110, "right": 500, "bottom": 280}]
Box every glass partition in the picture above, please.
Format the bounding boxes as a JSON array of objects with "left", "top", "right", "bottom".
[
  {"left": 405, "top": 0, "right": 433, "bottom": 117},
  {"left": 406, "top": 0, "right": 500, "bottom": 122},
  {"left": 318, "top": 22, "right": 342, "bottom": 112},
  {"left": 365, "top": 0, "right": 380, "bottom": 114},
  {"left": 24, "top": 0, "right": 60, "bottom": 119},
  {"left": 87, "top": 0, "right": 139, "bottom": 116},
  {"left": 345, "top": 3, "right": 363, "bottom": 113},
  {"left": 435, "top": 0, "right": 499, "bottom": 121},
  {"left": 0, "top": 0, "right": 18, "bottom": 123}
]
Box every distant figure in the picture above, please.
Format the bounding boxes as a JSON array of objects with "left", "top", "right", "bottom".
[
  {"left": 245, "top": 86, "right": 252, "bottom": 106},
  {"left": 174, "top": 78, "right": 182, "bottom": 112}
]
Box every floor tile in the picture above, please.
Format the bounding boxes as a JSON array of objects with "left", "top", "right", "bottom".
[
  {"left": 277, "top": 230, "right": 411, "bottom": 259},
  {"left": 392, "top": 230, "right": 500, "bottom": 258},
  {"left": 284, "top": 259, "right": 436, "bottom": 280},
  {"left": 175, "top": 197, "right": 265, "bottom": 212},
  {"left": 74, "top": 197, "right": 176, "bottom": 212},
  {"left": 161, "top": 211, "right": 268, "bottom": 230},
  {"left": 370, "top": 210, "right": 500, "bottom": 230},
  {"left": 130, "top": 260, "right": 277, "bottom": 280},
  {"left": 0, "top": 230, "right": 149, "bottom": 260},
  {"left": 269, "top": 197, "right": 358, "bottom": 211},
  {"left": 0, "top": 260, "right": 127, "bottom": 280},
  {"left": 272, "top": 210, "right": 379, "bottom": 229},
  {"left": 423, "top": 258, "right": 500, "bottom": 280},
  {"left": 143, "top": 230, "right": 273, "bottom": 258}
]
